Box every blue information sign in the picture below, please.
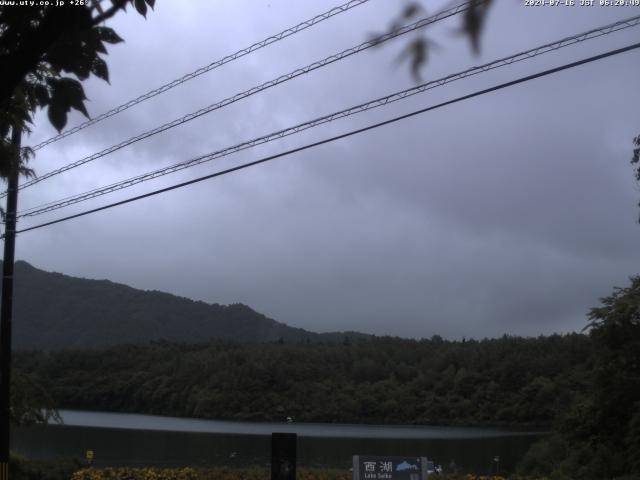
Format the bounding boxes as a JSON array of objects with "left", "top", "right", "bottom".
[{"left": 352, "top": 456, "right": 431, "bottom": 480}]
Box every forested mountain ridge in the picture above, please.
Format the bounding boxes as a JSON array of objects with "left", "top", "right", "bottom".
[
  {"left": 15, "top": 334, "right": 593, "bottom": 428},
  {"left": 4, "top": 260, "right": 367, "bottom": 350}
]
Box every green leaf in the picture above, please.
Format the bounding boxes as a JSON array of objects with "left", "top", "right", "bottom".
[
  {"left": 91, "top": 58, "right": 109, "bottom": 83},
  {"left": 461, "top": 0, "right": 493, "bottom": 54},
  {"left": 32, "top": 85, "right": 50, "bottom": 106},
  {"left": 85, "top": 29, "right": 108, "bottom": 54},
  {"left": 47, "top": 101, "right": 67, "bottom": 132},
  {"left": 134, "top": 0, "right": 147, "bottom": 17},
  {"left": 402, "top": 3, "right": 422, "bottom": 19},
  {"left": 45, "top": 38, "right": 94, "bottom": 80},
  {"left": 71, "top": 55, "right": 92, "bottom": 80},
  {"left": 64, "top": 85, "right": 89, "bottom": 118},
  {"left": 95, "top": 26, "right": 124, "bottom": 44},
  {"left": 47, "top": 77, "right": 89, "bottom": 123}
]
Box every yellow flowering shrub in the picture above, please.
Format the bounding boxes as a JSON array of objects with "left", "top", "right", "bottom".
[
  {"left": 72, "top": 468, "right": 199, "bottom": 480},
  {"left": 71, "top": 468, "right": 548, "bottom": 480}
]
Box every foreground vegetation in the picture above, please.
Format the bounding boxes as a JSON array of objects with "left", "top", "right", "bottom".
[
  {"left": 8, "top": 458, "right": 548, "bottom": 480},
  {"left": 70, "top": 467, "right": 541, "bottom": 480},
  {"left": 517, "top": 276, "right": 640, "bottom": 479},
  {"left": 9, "top": 457, "right": 80, "bottom": 480}
]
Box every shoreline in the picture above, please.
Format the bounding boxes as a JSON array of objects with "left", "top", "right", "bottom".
[{"left": 52, "top": 409, "right": 552, "bottom": 435}]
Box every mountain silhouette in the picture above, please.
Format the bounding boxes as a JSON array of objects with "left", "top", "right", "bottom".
[{"left": 2, "top": 260, "right": 366, "bottom": 350}]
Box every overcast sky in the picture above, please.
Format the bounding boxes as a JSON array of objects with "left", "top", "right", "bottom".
[{"left": 10, "top": 0, "right": 640, "bottom": 339}]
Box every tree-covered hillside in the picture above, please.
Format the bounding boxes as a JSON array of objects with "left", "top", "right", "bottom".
[
  {"left": 519, "top": 276, "right": 640, "bottom": 479},
  {"left": 5, "top": 261, "right": 366, "bottom": 349},
  {"left": 15, "top": 334, "right": 591, "bottom": 427}
]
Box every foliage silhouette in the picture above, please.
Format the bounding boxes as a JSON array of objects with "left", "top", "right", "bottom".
[{"left": 0, "top": 0, "right": 155, "bottom": 178}]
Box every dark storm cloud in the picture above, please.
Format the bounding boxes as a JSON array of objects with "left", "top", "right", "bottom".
[{"left": 13, "top": 0, "right": 640, "bottom": 339}]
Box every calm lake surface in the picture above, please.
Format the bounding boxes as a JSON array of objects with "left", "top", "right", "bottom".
[{"left": 12, "top": 410, "right": 543, "bottom": 473}]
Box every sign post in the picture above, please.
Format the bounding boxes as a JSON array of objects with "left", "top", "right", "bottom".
[
  {"left": 353, "top": 456, "right": 431, "bottom": 480},
  {"left": 271, "top": 433, "right": 296, "bottom": 480}
]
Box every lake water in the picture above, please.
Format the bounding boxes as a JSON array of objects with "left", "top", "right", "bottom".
[{"left": 11, "top": 410, "right": 543, "bottom": 474}]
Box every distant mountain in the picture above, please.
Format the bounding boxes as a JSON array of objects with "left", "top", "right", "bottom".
[{"left": 2, "top": 261, "right": 366, "bottom": 350}]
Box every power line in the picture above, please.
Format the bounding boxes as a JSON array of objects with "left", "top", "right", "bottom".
[
  {"left": 17, "top": 15, "right": 640, "bottom": 219},
  {"left": 30, "top": 0, "right": 373, "bottom": 152},
  {"left": 7, "top": 0, "right": 475, "bottom": 197},
  {"left": 9, "top": 41, "right": 640, "bottom": 238}
]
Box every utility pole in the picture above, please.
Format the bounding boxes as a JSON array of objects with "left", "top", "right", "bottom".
[
  {"left": 0, "top": 127, "right": 21, "bottom": 480},
  {"left": 271, "top": 433, "right": 296, "bottom": 480}
]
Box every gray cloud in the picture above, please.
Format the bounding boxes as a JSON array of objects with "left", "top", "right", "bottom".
[{"left": 12, "top": 0, "right": 640, "bottom": 340}]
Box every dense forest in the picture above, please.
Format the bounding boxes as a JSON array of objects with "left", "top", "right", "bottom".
[
  {"left": 518, "top": 276, "right": 640, "bottom": 479},
  {"left": 15, "top": 334, "right": 592, "bottom": 428}
]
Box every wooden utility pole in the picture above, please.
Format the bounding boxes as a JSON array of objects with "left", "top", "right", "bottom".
[{"left": 0, "top": 127, "right": 21, "bottom": 480}]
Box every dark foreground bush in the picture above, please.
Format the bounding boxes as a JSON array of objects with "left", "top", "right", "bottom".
[{"left": 10, "top": 456, "right": 81, "bottom": 480}]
